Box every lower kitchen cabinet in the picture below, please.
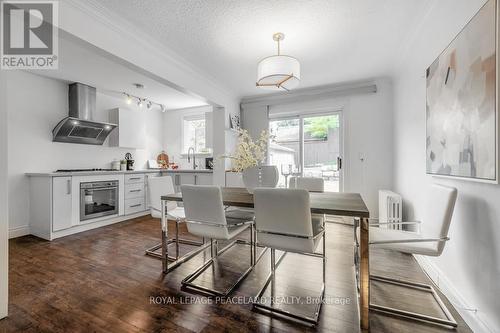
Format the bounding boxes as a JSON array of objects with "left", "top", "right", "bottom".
[
  {"left": 29, "top": 175, "right": 79, "bottom": 240},
  {"left": 52, "top": 177, "right": 73, "bottom": 232},
  {"left": 124, "top": 174, "right": 149, "bottom": 214},
  {"left": 172, "top": 172, "right": 213, "bottom": 192},
  {"left": 196, "top": 173, "right": 213, "bottom": 185},
  {"left": 144, "top": 173, "right": 161, "bottom": 209},
  {"left": 124, "top": 197, "right": 146, "bottom": 215},
  {"left": 27, "top": 171, "right": 213, "bottom": 240}
]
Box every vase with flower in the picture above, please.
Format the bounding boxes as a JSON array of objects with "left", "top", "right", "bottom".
[{"left": 221, "top": 129, "right": 278, "bottom": 193}]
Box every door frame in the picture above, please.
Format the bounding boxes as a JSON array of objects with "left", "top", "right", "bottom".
[
  {"left": 268, "top": 109, "right": 344, "bottom": 192},
  {"left": 0, "top": 69, "right": 8, "bottom": 319}
]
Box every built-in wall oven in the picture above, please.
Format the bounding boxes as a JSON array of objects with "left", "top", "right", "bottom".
[{"left": 80, "top": 180, "right": 119, "bottom": 221}]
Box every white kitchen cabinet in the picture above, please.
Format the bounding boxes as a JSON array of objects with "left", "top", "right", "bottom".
[
  {"left": 181, "top": 174, "right": 196, "bottom": 185},
  {"left": 172, "top": 172, "right": 213, "bottom": 191},
  {"left": 27, "top": 171, "right": 213, "bottom": 240},
  {"left": 124, "top": 182, "right": 144, "bottom": 199},
  {"left": 144, "top": 173, "right": 161, "bottom": 209},
  {"left": 125, "top": 173, "right": 145, "bottom": 184},
  {"left": 195, "top": 173, "right": 213, "bottom": 185},
  {"left": 52, "top": 177, "right": 73, "bottom": 232},
  {"left": 173, "top": 173, "right": 195, "bottom": 192},
  {"left": 123, "top": 173, "right": 147, "bottom": 215},
  {"left": 109, "top": 108, "right": 146, "bottom": 149},
  {"left": 124, "top": 197, "right": 146, "bottom": 215}
]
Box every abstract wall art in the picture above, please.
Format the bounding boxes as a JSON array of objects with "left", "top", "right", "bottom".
[{"left": 426, "top": 0, "right": 498, "bottom": 182}]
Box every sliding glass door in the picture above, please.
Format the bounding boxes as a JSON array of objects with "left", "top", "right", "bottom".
[
  {"left": 269, "top": 112, "right": 342, "bottom": 192},
  {"left": 269, "top": 118, "right": 300, "bottom": 188},
  {"left": 303, "top": 114, "right": 341, "bottom": 192}
]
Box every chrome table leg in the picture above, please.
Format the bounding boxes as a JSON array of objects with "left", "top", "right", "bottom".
[
  {"left": 175, "top": 218, "right": 180, "bottom": 259},
  {"left": 161, "top": 199, "right": 168, "bottom": 273}
]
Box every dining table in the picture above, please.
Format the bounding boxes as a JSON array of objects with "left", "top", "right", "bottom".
[{"left": 160, "top": 187, "right": 371, "bottom": 331}]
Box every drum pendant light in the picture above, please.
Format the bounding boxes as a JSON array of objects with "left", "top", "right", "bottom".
[{"left": 256, "top": 32, "right": 300, "bottom": 91}]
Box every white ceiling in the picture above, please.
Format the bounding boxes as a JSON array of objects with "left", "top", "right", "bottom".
[
  {"left": 96, "top": 0, "right": 432, "bottom": 98},
  {"left": 33, "top": 33, "right": 209, "bottom": 110}
]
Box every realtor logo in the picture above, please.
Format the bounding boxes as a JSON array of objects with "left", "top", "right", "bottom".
[{"left": 1, "top": 0, "right": 58, "bottom": 69}]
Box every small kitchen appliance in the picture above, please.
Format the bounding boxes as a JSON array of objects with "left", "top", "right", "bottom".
[
  {"left": 125, "top": 152, "right": 134, "bottom": 171},
  {"left": 205, "top": 157, "right": 214, "bottom": 170}
]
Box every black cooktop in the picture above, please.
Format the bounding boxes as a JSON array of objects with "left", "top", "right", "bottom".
[{"left": 55, "top": 168, "right": 116, "bottom": 172}]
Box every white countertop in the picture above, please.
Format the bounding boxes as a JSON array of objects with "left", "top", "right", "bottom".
[{"left": 26, "top": 169, "right": 213, "bottom": 177}]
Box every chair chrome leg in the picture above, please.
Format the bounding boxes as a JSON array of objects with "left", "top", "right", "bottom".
[
  {"left": 210, "top": 238, "right": 214, "bottom": 258},
  {"left": 146, "top": 216, "right": 205, "bottom": 260},
  {"left": 175, "top": 218, "right": 180, "bottom": 259},
  {"left": 159, "top": 199, "right": 214, "bottom": 274},
  {"left": 250, "top": 224, "right": 254, "bottom": 265},
  {"left": 252, "top": 238, "right": 326, "bottom": 326},
  {"left": 270, "top": 248, "right": 276, "bottom": 306},
  {"left": 181, "top": 227, "right": 263, "bottom": 297},
  {"left": 370, "top": 275, "right": 458, "bottom": 328},
  {"left": 146, "top": 237, "right": 205, "bottom": 260},
  {"left": 253, "top": 224, "right": 257, "bottom": 263},
  {"left": 145, "top": 243, "right": 162, "bottom": 255},
  {"left": 323, "top": 227, "right": 326, "bottom": 285},
  {"left": 161, "top": 200, "right": 168, "bottom": 273}
]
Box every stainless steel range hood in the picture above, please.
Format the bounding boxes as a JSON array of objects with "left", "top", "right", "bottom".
[{"left": 52, "top": 83, "right": 117, "bottom": 145}]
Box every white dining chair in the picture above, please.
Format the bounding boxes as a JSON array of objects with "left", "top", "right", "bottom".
[
  {"left": 289, "top": 177, "right": 326, "bottom": 224},
  {"left": 289, "top": 176, "right": 325, "bottom": 192},
  {"left": 367, "top": 183, "right": 458, "bottom": 328},
  {"left": 252, "top": 188, "right": 326, "bottom": 326},
  {"left": 146, "top": 176, "right": 204, "bottom": 260},
  {"left": 180, "top": 185, "right": 256, "bottom": 296}
]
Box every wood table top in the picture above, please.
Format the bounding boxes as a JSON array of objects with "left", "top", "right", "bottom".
[{"left": 162, "top": 187, "right": 369, "bottom": 218}]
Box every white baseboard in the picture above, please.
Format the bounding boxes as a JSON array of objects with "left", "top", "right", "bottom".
[
  {"left": 9, "top": 212, "right": 150, "bottom": 240},
  {"left": 415, "top": 255, "right": 495, "bottom": 333},
  {"left": 9, "top": 225, "right": 30, "bottom": 239},
  {"left": 50, "top": 211, "right": 150, "bottom": 240}
]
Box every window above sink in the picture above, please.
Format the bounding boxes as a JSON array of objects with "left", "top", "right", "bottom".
[{"left": 182, "top": 114, "right": 211, "bottom": 154}]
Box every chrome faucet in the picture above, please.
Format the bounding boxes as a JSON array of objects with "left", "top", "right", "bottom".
[{"left": 187, "top": 147, "right": 196, "bottom": 169}]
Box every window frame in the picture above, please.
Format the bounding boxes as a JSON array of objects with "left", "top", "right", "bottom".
[
  {"left": 181, "top": 114, "right": 207, "bottom": 154},
  {"left": 268, "top": 110, "right": 344, "bottom": 192}
]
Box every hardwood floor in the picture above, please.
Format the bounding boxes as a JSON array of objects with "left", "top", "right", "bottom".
[{"left": 1, "top": 216, "right": 471, "bottom": 333}]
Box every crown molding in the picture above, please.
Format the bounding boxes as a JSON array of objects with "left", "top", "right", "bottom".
[
  {"left": 62, "top": 0, "right": 237, "bottom": 102},
  {"left": 240, "top": 79, "right": 377, "bottom": 108}
]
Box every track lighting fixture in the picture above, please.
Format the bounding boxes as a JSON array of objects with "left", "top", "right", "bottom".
[{"left": 122, "top": 92, "right": 167, "bottom": 112}]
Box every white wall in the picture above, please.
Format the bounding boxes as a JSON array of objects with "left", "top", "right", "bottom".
[
  {"left": 240, "top": 105, "right": 269, "bottom": 142},
  {"left": 7, "top": 71, "right": 164, "bottom": 237},
  {"left": 241, "top": 78, "right": 393, "bottom": 215},
  {"left": 392, "top": 0, "right": 497, "bottom": 331},
  {"left": 0, "top": 70, "right": 9, "bottom": 318}
]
